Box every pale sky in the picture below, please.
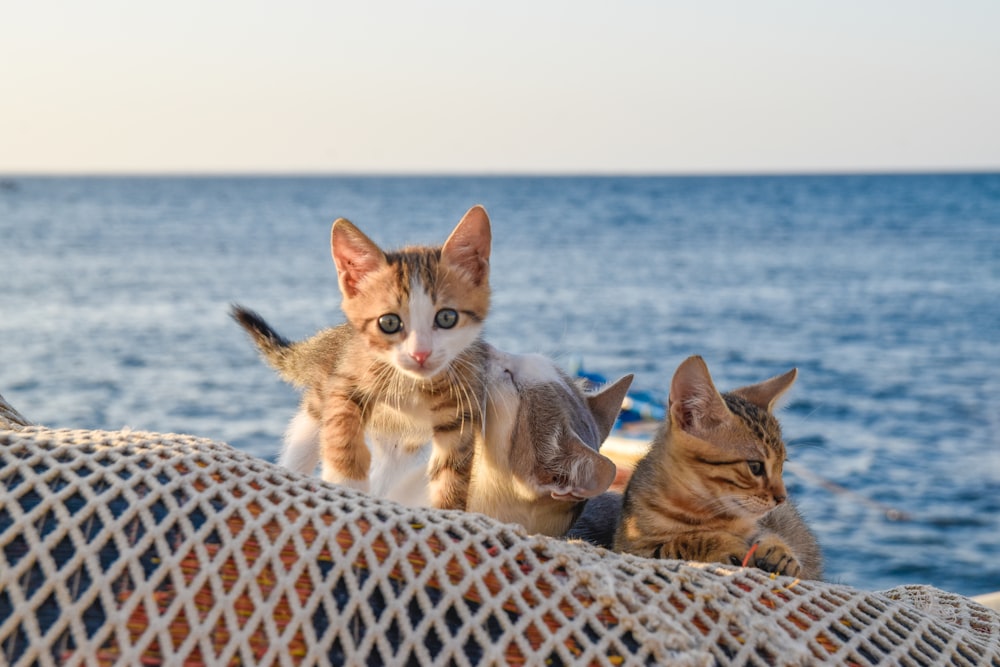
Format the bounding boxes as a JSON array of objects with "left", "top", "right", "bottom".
[{"left": 2, "top": 1, "right": 998, "bottom": 174}]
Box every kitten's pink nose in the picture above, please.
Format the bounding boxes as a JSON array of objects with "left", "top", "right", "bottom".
[{"left": 411, "top": 350, "right": 432, "bottom": 366}]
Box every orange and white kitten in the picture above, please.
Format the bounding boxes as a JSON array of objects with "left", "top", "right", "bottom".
[
  {"left": 574, "top": 356, "right": 822, "bottom": 579},
  {"left": 233, "top": 206, "right": 491, "bottom": 510},
  {"left": 233, "top": 310, "right": 632, "bottom": 531},
  {"left": 470, "top": 347, "right": 633, "bottom": 536}
]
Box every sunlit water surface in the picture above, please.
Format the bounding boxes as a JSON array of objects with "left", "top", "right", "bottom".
[{"left": 2, "top": 174, "right": 998, "bottom": 597}]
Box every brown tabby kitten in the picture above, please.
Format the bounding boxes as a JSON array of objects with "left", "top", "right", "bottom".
[
  {"left": 613, "top": 356, "right": 823, "bottom": 579},
  {"left": 233, "top": 205, "right": 491, "bottom": 510}
]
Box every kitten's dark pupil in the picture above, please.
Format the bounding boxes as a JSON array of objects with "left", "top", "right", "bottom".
[
  {"left": 435, "top": 308, "right": 458, "bottom": 329},
  {"left": 378, "top": 313, "right": 402, "bottom": 334},
  {"left": 747, "top": 461, "right": 764, "bottom": 476}
]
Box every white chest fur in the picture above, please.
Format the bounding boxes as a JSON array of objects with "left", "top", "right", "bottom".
[
  {"left": 368, "top": 435, "right": 432, "bottom": 507},
  {"left": 366, "top": 395, "right": 436, "bottom": 448},
  {"left": 363, "top": 397, "right": 436, "bottom": 507}
]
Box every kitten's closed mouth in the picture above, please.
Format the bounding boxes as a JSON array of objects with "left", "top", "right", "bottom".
[{"left": 402, "top": 362, "right": 445, "bottom": 380}]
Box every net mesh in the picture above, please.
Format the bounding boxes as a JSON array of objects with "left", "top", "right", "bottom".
[{"left": 1, "top": 426, "right": 998, "bottom": 666}]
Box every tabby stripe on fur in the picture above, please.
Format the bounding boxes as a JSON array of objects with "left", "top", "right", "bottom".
[
  {"left": 233, "top": 205, "right": 492, "bottom": 511},
  {"left": 569, "top": 356, "right": 823, "bottom": 580}
]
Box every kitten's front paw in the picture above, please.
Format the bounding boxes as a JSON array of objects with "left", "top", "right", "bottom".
[
  {"left": 749, "top": 534, "right": 801, "bottom": 577},
  {"left": 341, "top": 478, "right": 371, "bottom": 494},
  {"left": 660, "top": 532, "right": 751, "bottom": 567},
  {"left": 321, "top": 469, "right": 371, "bottom": 494}
]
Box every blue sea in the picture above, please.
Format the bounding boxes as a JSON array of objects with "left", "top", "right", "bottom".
[{"left": 1, "top": 174, "right": 998, "bottom": 598}]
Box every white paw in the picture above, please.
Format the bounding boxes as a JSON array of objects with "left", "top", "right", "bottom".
[{"left": 321, "top": 468, "right": 371, "bottom": 494}]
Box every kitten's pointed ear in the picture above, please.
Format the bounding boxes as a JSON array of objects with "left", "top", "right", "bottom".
[
  {"left": 331, "top": 218, "right": 387, "bottom": 298},
  {"left": 543, "top": 437, "right": 618, "bottom": 502},
  {"left": 587, "top": 374, "right": 634, "bottom": 440},
  {"left": 441, "top": 205, "right": 491, "bottom": 286},
  {"left": 668, "top": 356, "right": 730, "bottom": 432},
  {"left": 731, "top": 368, "right": 797, "bottom": 412}
]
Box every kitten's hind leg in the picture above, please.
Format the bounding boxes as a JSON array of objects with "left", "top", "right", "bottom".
[{"left": 279, "top": 409, "right": 321, "bottom": 474}]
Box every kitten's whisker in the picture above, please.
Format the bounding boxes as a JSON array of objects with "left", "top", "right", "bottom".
[
  {"left": 453, "top": 356, "right": 482, "bottom": 436},
  {"left": 697, "top": 497, "right": 744, "bottom": 520}
]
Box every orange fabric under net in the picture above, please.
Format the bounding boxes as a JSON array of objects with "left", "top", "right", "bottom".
[{"left": 1, "top": 426, "right": 998, "bottom": 666}]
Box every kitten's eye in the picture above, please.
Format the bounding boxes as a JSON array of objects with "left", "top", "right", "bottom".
[
  {"left": 377, "top": 313, "right": 402, "bottom": 334},
  {"left": 435, "top": 308, "right": 458, "bottom": 329},
  {"left": 747, "top": 461, "right": 765, "bottom": 477}
]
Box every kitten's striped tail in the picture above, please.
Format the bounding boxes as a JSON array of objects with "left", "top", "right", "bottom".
[{"left": 230, "top": 304, "right": 310, "bottom": 388}]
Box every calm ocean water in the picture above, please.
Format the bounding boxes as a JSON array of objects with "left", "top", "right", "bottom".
[{"left": 1, "top": 174, "right": 998, "bottom": 597}]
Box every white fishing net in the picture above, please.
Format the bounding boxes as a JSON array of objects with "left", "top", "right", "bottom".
[{"left": 1, "top": 424, "right": 998, "bottom": 666}]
